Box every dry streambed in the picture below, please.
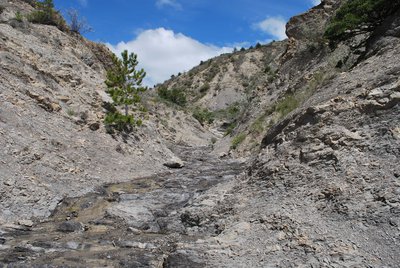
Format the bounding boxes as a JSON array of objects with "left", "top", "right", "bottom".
[{"left": 0, "top": 146, "right": 246, "bottom": 267}]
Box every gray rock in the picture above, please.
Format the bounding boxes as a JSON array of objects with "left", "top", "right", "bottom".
[
  {"left": 164, "top": 157, "right": 185, "bottom": 169},
  {"left": 17, "top": 219, "right": 33, "bottom": 227},
  {"left": 57, "top": 221, "right": 84, "bottom": 233}
]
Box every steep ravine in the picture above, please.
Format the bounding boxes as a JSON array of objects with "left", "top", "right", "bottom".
[{"left": 1, "top": 0, "right": 400, "bottom": 267}]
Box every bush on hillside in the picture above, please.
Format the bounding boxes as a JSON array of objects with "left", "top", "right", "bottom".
[
  {"left": 27, "top": 0, "right": 68, "bottom": 32},
  {"left": 67, "top": 9, "right": 92, "bottom": 34},
  {"left": 21, "top": 0, "right": 37, "bottom": 6},
  {"left": 192, "top": 107, "right": 214, "bottom": 126},
  {"left": 157, "top": 87, "right": 187, "bottom": 106},
  {"left": 15, "top": 11, "right": 24, "bottom": 22},
  {"left": 325, "top": 0, "right": 400, "bottom": 42},
  {"left": 231, "top": 133, "right": 246, "bottom": 149}
]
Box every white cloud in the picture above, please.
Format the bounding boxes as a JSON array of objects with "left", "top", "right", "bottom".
[
  {"left": 107, "top": 28, "right": 232, "bottom": 86},
  {"left": 156, "top": 0, "right": 182, "bottom": 10},
  {"left": 311, "top": 0, "right": 321, "bottom": 6},
  {"left": 253, "top": 16, "right": 287, "bottom": 41},
  {"left": 77, "top": 0, "right": 88, "bottom": 7}
]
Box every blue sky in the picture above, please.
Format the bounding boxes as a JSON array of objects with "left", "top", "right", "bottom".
[{"left": 54, "top": 0, "right": 321, "bottom": 85}]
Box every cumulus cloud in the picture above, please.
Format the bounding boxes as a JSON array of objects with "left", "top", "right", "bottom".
[
  {"left": 77, "top": 0, "right": 88, "bottom": 7},
  {"left": 107, "top": 28, "right": 232, "bottom": 86},
  {"left": 311, "top": 0, "right": 321, "bottom": 6},
  {"left": 253, "top": 16, "right": 287, "bottom": 41},
  {"left": 156, "top": 0, "right": 182, "bottom": 10}
]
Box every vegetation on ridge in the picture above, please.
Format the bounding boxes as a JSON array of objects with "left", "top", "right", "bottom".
[
  {"left": 26, "top": 0, "right": 68, "bottom": 31},
  {"left": 325, "top": 0, "right": 400, "bottom": 42}
]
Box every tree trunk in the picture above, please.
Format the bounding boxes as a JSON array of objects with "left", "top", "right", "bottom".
[{"left": 125, "top": 104, "right": 128, "bottom": 116}]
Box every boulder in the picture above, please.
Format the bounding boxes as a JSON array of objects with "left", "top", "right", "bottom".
[{"left": 163, "top": 157, "right": 184, "bottom": 169}]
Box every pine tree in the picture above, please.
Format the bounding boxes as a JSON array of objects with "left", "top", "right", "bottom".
[{"left": 105, "top": 50, "right": 147, "bottom": 131}]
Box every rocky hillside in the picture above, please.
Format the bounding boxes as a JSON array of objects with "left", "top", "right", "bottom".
[
  {"left": 156, "top": 0, "right": 374, "bottom": 157},
  {"left": 151, "top": 1, "right": 400, "bottom": 265},
  {"left": 0, "top": 0, "right": 211, "bottom": 223}
]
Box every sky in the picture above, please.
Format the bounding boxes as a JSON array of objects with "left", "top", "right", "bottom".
[{"left": 54, "top": 0, "right": 321, "bottom": 86}]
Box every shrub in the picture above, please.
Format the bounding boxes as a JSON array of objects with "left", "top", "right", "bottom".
[
  {"left": 199, "top": 83, "right": 210, "bottom": 93},
  {"left": 21, "top": 0, "right": 37, "bottom": 6},
  {"left": 27, "top": 0, "right": 68, "bottom": 31},
  {"left": 67, "top": 8, "right": 92, "bottom": 34},
  {"left": 157, "top": 87, "right": 187, "bottom": 106},
  {"left": 325, "top": 0, "right": 400, "bottom": 42},
  {"left": 104, "top": 112, "right": 135, "bottom": 132},
  {"left": 231, "top": 133, "right": 246, "bottom": 149},
  {"left": 192, "top": 107, "right": 215, "bottom": 126},
  {"left": 275, "top": 94, "right": 300, "bottom": 118},
  {"left": 15, "top": 11, "right": 24, "bottom": 22},
  {"left": 255, "top": 43, "right": 262, "bottom": 49},
  {"left": 224, "top": 122, "right": 237, "bottom": 136},
  {"left": 0, "top": 6, "right": 5, "bottom": 14}
]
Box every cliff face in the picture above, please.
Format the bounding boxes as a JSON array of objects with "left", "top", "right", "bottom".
[{"left": 0, "top": 0, "right": 188, "bottom": 222}]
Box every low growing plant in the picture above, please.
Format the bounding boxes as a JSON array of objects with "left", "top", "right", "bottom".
[
  {"left": 27, "top": 0, "right": 68, "bottom": 31},
  {"left": 15, "top": 11, "right": 24, "bottom": 22},
  {"left": 157, "top": 87, "right": 187, "bottom": 106},
  {"left": 231, "top": 133, "right": 246, "bottom": 149},
  {"left": 192, "top": 107, "right": 214, "bottom": 126}
]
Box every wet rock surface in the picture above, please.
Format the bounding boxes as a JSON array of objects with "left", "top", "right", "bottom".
[{"left": 0, "top": 146, "right": 246, "bottom": 267}]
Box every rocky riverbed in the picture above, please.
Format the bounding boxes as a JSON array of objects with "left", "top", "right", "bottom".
[{"left": 0, "top": 146, "right": 246, "bottom": 267}]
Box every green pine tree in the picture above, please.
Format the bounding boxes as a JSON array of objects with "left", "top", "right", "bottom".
[{"left": 104, "top": 50, "right": 147, "bottom": 131}]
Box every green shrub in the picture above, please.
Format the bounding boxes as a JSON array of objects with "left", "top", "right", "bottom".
[
  {"left": 104, "top": 112, "right": 137, "bottom": 132},
  {"left": 66, "top": 108, "right": 75, "bottom": 116},
  {"left": 27, "top": 0, "right": 68, "bottom": 31},
  {"left": 192, "top": 107, "right": 214, "bottom": 126},
  {"left": 275, "top": 94, "right": 300, "bottom": 118},
  {"left": 231, "top": 133, "right": 246, "bottom": 149},
  {"left": 199, "top": 83, "right": 210, "bottom": 93},
  {"left": 15, "top": 11, "right": 24, "bottom": 22},
  {"left": 157, "top": 87, "right": 187, "bottom": 106},
  {"left": 250, "top": 116, "right": 265, "bottom": 135},
  {"left": 325, "top": 0, "right": 400, "bottom": 42},
  {"left": 21, "top": 0, "right": 37, "bottom": 6},
  {"left": 223, "top": 122, "right": 235, "bottom": 136}
]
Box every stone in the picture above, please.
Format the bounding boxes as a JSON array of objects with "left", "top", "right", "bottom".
[
  {"left": 127, "top": 227, "right": 142, "bottom": 235},
  {"left": 18, "top": 219, "right": 33, "bottom": 227},
  {"left": 57, "top": 221, "right": 84, "bottom": 233},
  {"left": 88, "top": 122, "right": 100, "bottom": 131},
  {"left": 164, "top": 157, "right": 185, "bottom": 169},
  {"left": 58, "top": 95, "right": 70, "bottom": 102},
  {"left": 368, "top": 88, "right": 384, "bottom": 98}
]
